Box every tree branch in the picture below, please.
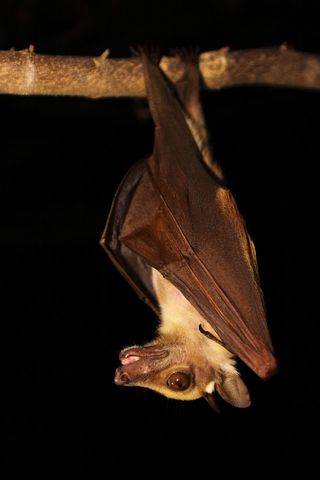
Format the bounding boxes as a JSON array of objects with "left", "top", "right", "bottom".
[{"left": 1, "top": 46, "right": 320, "bottom": 98}]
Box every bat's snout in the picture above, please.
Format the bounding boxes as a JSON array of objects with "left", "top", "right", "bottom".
[{"left": 114, "top": 345, "right": 170, "bottom": 386}]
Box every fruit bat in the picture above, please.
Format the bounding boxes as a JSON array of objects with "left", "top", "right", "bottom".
[{"left": 100, "top": 51, "right": 277, "bottom": 411}]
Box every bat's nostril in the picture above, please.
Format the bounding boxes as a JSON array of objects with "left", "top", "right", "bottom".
[{"left": 114, "top": 368, "right": 131, "bottom": 385}]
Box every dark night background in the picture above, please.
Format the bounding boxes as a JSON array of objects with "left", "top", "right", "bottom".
[{"left": 1, "top": 0, "right": 319, "bottom": 476}]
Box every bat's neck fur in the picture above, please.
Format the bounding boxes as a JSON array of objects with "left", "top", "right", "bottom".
[{"left": 152, "top": 268, "right": 237, "bottom": 376}]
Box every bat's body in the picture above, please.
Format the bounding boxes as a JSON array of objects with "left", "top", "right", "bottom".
[{"left": 101, "top": 51, "right": 277, "bottom": 410}]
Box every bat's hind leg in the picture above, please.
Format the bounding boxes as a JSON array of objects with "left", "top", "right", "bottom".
[{"left": 174, "top": 50, "right": 224, "bottom": 181}]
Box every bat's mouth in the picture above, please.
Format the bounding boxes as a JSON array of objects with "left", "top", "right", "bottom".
[{"left": 115, "top": 345, "right": 169, "bottom": 385}]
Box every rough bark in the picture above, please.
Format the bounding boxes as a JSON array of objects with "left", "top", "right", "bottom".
[{"left": 1, "top": 46, "right": 320, "bottom": 98}]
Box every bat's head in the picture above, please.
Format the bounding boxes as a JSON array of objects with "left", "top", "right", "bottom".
[{"left": 114, "top": 335, "right": 251, "bottom": 410}]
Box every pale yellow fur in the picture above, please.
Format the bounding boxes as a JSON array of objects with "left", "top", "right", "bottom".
[{"left": 152, "top": 268, "right": 237, "bottom": 376}]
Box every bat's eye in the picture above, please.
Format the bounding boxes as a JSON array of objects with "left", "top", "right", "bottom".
[{"left": 167, "top": 372, "right": 191, "bottom": 391}]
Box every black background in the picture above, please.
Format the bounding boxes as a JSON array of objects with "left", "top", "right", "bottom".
[{"left": 1, "top": 0, "right": 319, "bottom": 476}]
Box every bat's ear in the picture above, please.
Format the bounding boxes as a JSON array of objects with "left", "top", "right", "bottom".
[{"left": 216, "top": 374, "right": 251, "bottom": 408}]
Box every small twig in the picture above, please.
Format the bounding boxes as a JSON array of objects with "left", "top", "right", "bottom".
[{"left": 1, "top": 46, "right": 320, "bottom": 98}]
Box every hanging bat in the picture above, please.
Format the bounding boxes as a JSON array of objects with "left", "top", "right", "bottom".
[{"left": 100, "top": 51, "right": 277, "bottom": 411}]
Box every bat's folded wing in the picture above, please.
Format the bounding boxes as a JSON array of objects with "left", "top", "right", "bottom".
[{"left": 101, "top": 53, "right": 277, "bottom": 380}]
